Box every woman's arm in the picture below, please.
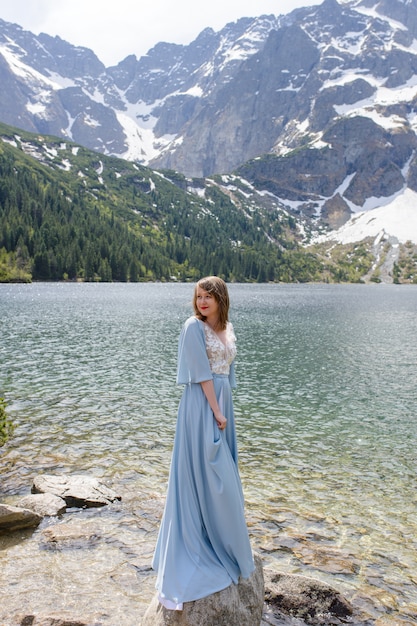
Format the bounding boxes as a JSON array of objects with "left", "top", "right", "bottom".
[{"left": 200, "top": 380, "right": 227, "bottom": 430}]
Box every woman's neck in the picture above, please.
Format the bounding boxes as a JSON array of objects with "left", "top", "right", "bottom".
[{"left": 205, "top": 316, "right": 220, "bottom": 331}]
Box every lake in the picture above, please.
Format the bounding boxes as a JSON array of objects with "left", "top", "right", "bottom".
[{"left": 1, "top": 282, "right": 416, "bottom": 624}]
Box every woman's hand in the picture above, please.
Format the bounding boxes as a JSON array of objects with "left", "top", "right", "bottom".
[
  {"left": 200, "top": 380, "right": 227, "bottom": 430},
  {"left": 215, "top": 413, "right": 227, "bottom": 430}
]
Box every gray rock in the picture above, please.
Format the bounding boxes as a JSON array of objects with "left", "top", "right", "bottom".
[
  {"left": 32, "top": 474, "right": 121, "bottom": 508},
  {"left": 321, "top": 193, "right": 352, "bottom": 230},
  {"left": 263, "top": 570, "right": 353, "bottom": 624},
  {"left": 0, "top": 503, "right": 42, "bottom": 533},
  {"left": 18, "top": 493, "right": 67, "bottom": 517},
  {"left": 141, "top": 553, "right": 264, "bottom": 626}
]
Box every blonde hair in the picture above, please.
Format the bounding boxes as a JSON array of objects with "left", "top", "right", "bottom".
[{"left": 193, "top": 276, "right": 230, "bottom": 331}]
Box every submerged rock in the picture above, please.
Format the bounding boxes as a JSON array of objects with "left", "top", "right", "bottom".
[
  {"left": 40, "top": 521, "right": 101, "bottom": 550},
  {"left": 32, "top": 474, "right": 121, "bottom": 508},
  {"left": 0, "top": 503, "right": 42, "bottom": 533},
  {"left": 141, "top": 553, "right": 264, "bottom": 626},
  {"left": 18, "top": 614, "right": 97, "bottom": 625}
]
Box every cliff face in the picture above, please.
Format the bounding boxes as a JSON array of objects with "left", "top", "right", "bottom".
[{"left": 237, "top": 116, "right": 417, "bottom": 223}]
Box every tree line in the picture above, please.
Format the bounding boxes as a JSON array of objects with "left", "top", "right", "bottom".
[{"left": 0, "top": 141, "right": 325, "bottom": 283}]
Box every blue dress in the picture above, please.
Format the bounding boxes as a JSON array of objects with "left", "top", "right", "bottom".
[{"left": 152, "top": 316, "right": 254, "bottom": 610}]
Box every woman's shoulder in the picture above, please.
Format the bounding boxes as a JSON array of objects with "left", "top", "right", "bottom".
[
  {"left": 182, "top": 316, "right": 205, "bottom": 334},
  {"left": 183, "top": 315, "right": 200, "bottom": 328},
  {"left": 178, "top": 316, "right": 206, "bottom": 355}
]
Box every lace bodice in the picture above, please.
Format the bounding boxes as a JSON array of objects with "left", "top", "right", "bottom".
[{"left": 203, "top": 321, "right": 237, "bottom": 375}]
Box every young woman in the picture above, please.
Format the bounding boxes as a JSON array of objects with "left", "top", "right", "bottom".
[{"left": 152, "top": 276, "right": 254, "bottom": 610}]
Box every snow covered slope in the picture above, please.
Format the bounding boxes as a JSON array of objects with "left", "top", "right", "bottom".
[{"left": 314, "top": 188, "right": 417, "bottom": 244}]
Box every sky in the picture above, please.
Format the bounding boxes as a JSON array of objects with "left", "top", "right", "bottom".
[{"left": 0, "top": 0, "right": 321, "bottom": 66}]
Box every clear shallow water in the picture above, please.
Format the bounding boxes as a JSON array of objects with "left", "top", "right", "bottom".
[{"left": 1, "top": 283, "right": 417, "bottom": 624}]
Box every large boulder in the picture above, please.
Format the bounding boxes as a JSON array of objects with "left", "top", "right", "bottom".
[
  {"left": 263, "top": 570, "right": 353, "bottom": 624},
  {"left": 141, "top": 553, "right": 264, "bottom": 626},
  {"left": 32, "top": 475, "right": 121, "bottom": 508},
  {"left": 0, "top": 503, "right": 42, "bottom": 533},
  {"left": 18, "top": 493, "right": 67, "bottom": 517}
]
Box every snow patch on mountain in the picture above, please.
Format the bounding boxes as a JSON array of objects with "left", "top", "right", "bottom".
[
  {"left": 353, "top": 3, "right": 409, "bottom": 32},
  {"left": 0, "top": 43, "right": 60, "bottom": 89},
  {"left": 116, "top": 112, "right": 157, "bottom": 161},
  {"left": 333, "top": 74, "right": 417, "bottom": 130},
  {"left": 315, "top": 188, "right": 417, "bottom": 244},
  {"left": 46, "top": 71, "right": 76, "bottom": 89}
]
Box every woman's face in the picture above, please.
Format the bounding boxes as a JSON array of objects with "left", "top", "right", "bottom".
[{"left": 196, "top": 287, "right": 219, "bottom": 321}]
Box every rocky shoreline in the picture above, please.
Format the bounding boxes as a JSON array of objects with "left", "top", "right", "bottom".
[{"left": 0, "top": 474, "right": 377, "bottom": 625}]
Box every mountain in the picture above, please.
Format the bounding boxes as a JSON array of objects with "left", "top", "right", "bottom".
[
  {"left": 0, "top": 1, "right": 417, "bottom": 282},
  {"left": 2, "top": 120, "right": 416, "bottom": 284},
  {"left": 0, "top": 121, "right": 326, "bottom": 283},
  {"left": 0, "top": 14, "right": 283, "bottom": 168},
  {"left": 2, "top": 1, "right": 417, "bottom": 176}
]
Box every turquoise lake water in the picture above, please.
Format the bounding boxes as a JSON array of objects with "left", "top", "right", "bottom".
[{"left": 0, "top": 282, "right": 416, "bottom": 624}]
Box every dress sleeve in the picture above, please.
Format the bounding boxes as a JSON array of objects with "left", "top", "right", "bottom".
[{"left": 176, "top": 317, "right": 213, "bottom": 385}]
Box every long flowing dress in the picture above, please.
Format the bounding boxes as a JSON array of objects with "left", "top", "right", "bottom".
[{"left": 152, "top": 316, "right": 254, "bottom": 610}]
